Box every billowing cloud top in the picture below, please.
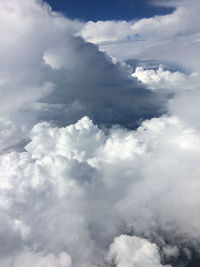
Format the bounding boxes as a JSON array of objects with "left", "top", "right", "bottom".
[
  {"left": 80, "top": 0, "right": 200, "bottom": 71},
  {"left": 0, "top": 0, "right": 200, "bottom": 266}
]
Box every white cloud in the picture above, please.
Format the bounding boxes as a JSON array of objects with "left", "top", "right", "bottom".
[
  {"left": 132, "top": 66, "right": 187, "bottom": 90},
  {"left": 0, "top": 115, "right": 200, "bottom": 265},
  {"left": 169, "top": 87, "right": 200, "bottom": 130},
  {"left": 79, "top": 0, "right": 200, "bottom": 71},
  {"left": 107, "top": 235, "right": 171, "bottom": 267},
  {"left": 0, "top": 0, "right": 200, "bottom": 266},
  {"left": 79, "top": 20, "right": 133, "bottom": 44}
]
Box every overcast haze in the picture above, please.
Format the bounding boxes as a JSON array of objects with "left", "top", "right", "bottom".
[{"left": 0, "top": 0, "right": 200, "bottom": 266}]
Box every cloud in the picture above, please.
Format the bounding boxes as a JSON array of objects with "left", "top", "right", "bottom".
[
  {"left": 78, "top": 20, "right": 133, "bottom": 44},
  {"left": 0, "top": 0, "right": 167, "bottom": 153},
  {"left": 107, "top": 235, "right": 171, "bottom": 267},
  {"left": 79, "top": 0, "right": 200, "bottom": 71},
  {"left": 0, "top": 0, "right": 200, "bottom": 266},
  {"left": 132, "top": 66, "right": 187, "bottom": 90},
  {"left": 169, "top": 87, "right": 200, "bottom": 130},
  {"left": 0, "top": 115, "right": 200, "bottom": 265},
  {"left": 1, "top": 250, "right": 72, "bottom": 267}
]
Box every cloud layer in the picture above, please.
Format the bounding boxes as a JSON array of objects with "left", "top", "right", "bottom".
[
  {"left": 0, "top": 0, "right": 200, "bottom": 266},
  {"left": 1, "top": 115, "right": 200, "bottom": 266},
  {"left": 80, "top": 0, "right": 200, "bottom": 71}
]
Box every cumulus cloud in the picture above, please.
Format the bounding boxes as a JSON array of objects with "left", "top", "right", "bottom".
[
  {"left": 107, "top": 235, "right": 171, "bottom": 267},
  {"left": 0, "top": 116, "right": 200, "bottom": 265},
  {"left": 132, "top": 66, "right": 187, "bottom": 90},
  {"left": 0, "top": 0, "right": 200, "bottom": 266},
  {"left": 78, "top": 20, "right": 133, "bottom": 44},
  {"left": 80, "top": 0, "right": 200, "bottom": 71},
  {"left": 131, "top": 64, "right": 200, "bottom": 132},
  {"left": 0, "top": 0, "right": 167, "bottom": 153}
]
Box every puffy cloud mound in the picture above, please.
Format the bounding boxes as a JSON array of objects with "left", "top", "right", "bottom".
[
  {"left": 107, "top": 235, "right": 171, "bottom": 267},
  {"left": 0, "top": 115, "right": 200, "bottom": 265},
  {"left": 0, "top": 0, "right": 200, "bottom": 266},
  {"left": 132, "top": 66, "right": 186, "bottom": 90}
]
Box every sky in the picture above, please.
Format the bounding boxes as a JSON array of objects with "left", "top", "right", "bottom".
[
  {"left": 0, "top": 0, "right": 200, "bottom": 267},
  {"left": 46, "top": 0, "right": 174, "bottom": 21}
]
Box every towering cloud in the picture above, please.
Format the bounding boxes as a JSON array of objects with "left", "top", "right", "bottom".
[
  {"left": 0, "top": 0, "right": 200, "bottom": 266},
  {"left": 0, "top": 0, "right": 167, "bottom": 153}
]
